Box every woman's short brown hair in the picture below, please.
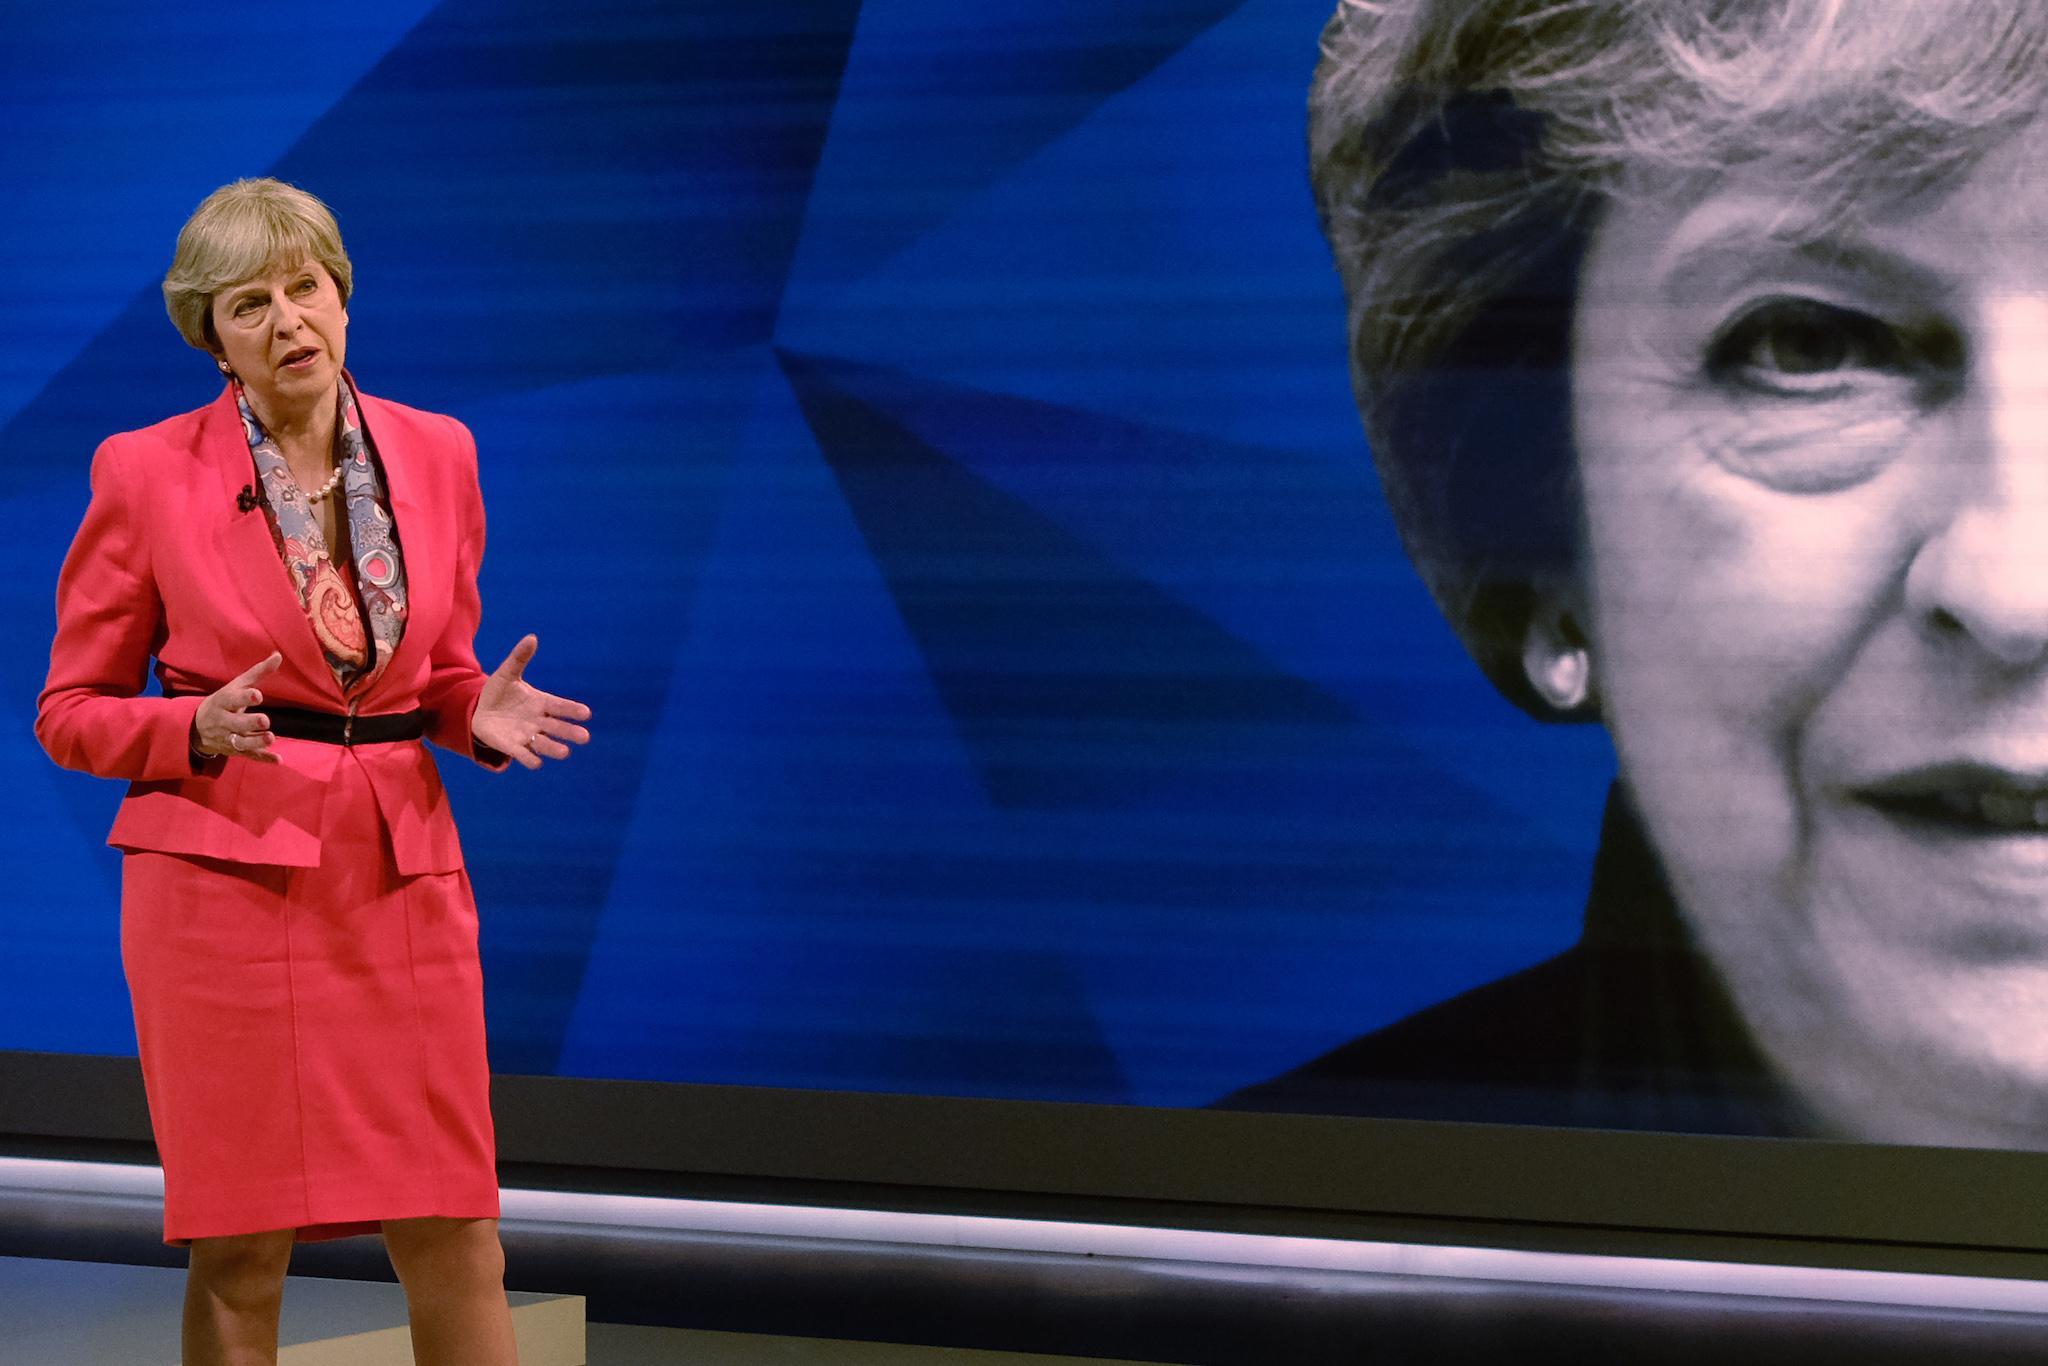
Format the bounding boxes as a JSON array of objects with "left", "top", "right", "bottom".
[
  {"left": 1314, "top": 0, "right": 2048, "bottom": 715},
  {"left": 161, "top": 178, "right": 353, "bottom": 355}
]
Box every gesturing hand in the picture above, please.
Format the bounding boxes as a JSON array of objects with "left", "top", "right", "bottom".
[
  {"left": 471, "top": 634, "right": 592, "bottom": 771},
  {"left": 191, "top": 651, "right": 282, "bottom": 763}
]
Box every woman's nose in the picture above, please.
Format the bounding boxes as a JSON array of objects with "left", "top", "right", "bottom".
[
  {"left": 1905, "top": 304, "right": 2048, "bottom": 669},
  {"left": 271, "top": 293, "right": 303, "bottom": 334}
]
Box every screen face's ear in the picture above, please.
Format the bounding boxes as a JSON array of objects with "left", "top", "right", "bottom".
[{"left": 1520, "top": 585, "right": 1596, "bottom": 714}]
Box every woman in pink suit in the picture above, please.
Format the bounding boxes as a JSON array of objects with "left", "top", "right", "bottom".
[{"left": 35, "top": 177, "right": 591, "bottom": 1366}]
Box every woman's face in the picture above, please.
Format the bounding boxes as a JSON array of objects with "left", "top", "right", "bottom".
[
  {"left": 209, "top": 258, "right": 348, "bottom": 425},
  {"left": 1570, "top": 115, "right": 2048, "bottom": 1144}
]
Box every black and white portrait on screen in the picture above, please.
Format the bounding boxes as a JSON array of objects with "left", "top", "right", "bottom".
[{"left": 1225, "top": 0, "right": 2048, "bottom": 1150}]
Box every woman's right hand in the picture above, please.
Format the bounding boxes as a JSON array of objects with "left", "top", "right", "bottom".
[{"left": 190, "top": 651, "right": 283, "bottom": 763}]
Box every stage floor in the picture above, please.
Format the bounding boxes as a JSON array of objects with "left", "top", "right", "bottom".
[
  {"left": 2, "top": 1253, "right": 1164, "bottom": 1365},
  {"left": 2, "top": 1253, "right": 579, "bottom": 1365},
  {"left": 590, "top": 1323, "right": 1169, "bottom": 1363}
]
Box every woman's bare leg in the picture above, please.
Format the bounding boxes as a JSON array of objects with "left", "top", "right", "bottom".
[
  {"left": 383, "top": 1215, "right": 518, "bottom": 1366},
  {"left": 183, "top": 1228, "right": 296, "bottom": 1366}
]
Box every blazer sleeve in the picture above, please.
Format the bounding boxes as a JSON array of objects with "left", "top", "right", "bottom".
[
  {"left": 419, "top": 415, "right": 511, "bottom": 772},
  {"left": 35, "top": 436, "right": 217, "bottom": 781}
]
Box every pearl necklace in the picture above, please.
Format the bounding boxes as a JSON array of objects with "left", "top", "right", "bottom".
[{"left": 303, "top": 461, "right": 347, "bottom": 504}]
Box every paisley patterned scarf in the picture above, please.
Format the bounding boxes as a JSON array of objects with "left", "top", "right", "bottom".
[{"left": 235, "top": 377, "right": 410, "bottom": 695}]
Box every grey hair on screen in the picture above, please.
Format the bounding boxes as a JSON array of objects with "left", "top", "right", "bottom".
[{"left": 1312, "top": 0, "right": 2048, "bottom": 715}]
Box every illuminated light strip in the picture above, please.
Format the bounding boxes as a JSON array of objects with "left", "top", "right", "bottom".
[{"left": 5, "top": 1155, "right": 2046, "bottom": 1314}]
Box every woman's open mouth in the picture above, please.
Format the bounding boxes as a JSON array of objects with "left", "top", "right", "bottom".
[
  {"left": 280, "top": 347, "right": 319, "bottom": 371},
  {"left": 1858, "top": 766, "right": 2048, "bottom": 836},
  {"left": 1841, "top": 766, "right": 2048, "bottom": 949}
]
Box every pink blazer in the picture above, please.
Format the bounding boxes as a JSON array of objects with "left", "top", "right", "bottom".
[{"left": 35, "top": 381, "right": 508, "bottom": 875}]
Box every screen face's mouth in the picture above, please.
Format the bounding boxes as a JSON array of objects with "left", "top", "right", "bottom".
[{"left": 1855, "top": 763, "right": 2048, "bottom": 838}]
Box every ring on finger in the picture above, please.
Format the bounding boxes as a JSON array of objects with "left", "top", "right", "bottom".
[{"left": 228, "top": 733, "right": 245, "bottom": 752}]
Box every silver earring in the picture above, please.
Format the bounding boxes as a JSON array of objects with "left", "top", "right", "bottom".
[
  {"left": 217, "top": 359, "right": 235, "bottom": 378},
  {"left": 1527, "top": 642, "right": 1593, "bottom": 712}
]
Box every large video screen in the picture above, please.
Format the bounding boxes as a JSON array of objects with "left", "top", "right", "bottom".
[{"left": 13, "top": 0, "right": 2042, "bottom": 1157}]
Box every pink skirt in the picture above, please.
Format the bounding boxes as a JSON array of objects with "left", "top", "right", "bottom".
[{"left": 120, "top": 749, "right": 500, "bottom": 1246}]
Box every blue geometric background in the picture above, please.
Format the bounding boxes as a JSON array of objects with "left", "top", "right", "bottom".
[{"left": 2, "top": 0, "right": 1613, "bottom": 1106}]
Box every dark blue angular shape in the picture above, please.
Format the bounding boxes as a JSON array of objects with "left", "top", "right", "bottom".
[
  {"left": 298, "top": 0, "right": 864, "bottom": 408},
  {"left": 795, "top": 0, "right": 1256, "bottom": 287},
  {"left": 779, "top": 346, "right": 1356, "bottom": 809}
]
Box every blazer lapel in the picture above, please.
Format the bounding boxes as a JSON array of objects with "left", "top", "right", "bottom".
[
  {"left": 206, "top": 386, "right": 345, "bottom": 703},
  {"left": 354, "top": 387, "right": 441, "bottom": 702}
]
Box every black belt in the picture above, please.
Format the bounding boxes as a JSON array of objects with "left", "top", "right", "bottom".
[
  {"left": 166, "top": 691, "right": 425, "bottom": 746},
  {"left": 259, "top": 705, "right": 425, "bottom": 746}
]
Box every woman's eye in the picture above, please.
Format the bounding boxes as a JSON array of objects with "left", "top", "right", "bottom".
[
  {"left": 1705, "top": 298, "right": 1910, "bottom": 396},
  {"left": 232, "top": 297, "right": 263, "bottom": 317},
  {"left": 1694, "top": 297, "right": 1966, "bottom": 493},
  {"left": 292, "top": 278, "right": 316, "bottom": 295}
]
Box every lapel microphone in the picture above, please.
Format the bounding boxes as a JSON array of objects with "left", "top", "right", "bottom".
[{"left": 236, "top": 485, "right": 259, "bottom": 514}]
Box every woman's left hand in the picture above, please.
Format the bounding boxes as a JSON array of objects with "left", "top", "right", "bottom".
[{"left": 471, "top": 634, "right": 593, "bottom": 770}]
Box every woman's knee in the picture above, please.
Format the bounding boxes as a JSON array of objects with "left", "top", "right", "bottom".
[
  {"left": 187, "top": 1229, "right": 295, "bottom": 1308},
  {"left": 383, "top": 1216, "right": 505, "bottom": 1288}
]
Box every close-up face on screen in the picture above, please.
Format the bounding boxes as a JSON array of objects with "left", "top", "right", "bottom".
[
  {"left": 12, "top": 0, "right": 2048, "bottom": 1160},
  {"left": 1573, "top": 129, "right": 2048, "bottom": 1148},
  {"left": 1254, "top": 0, "right": 2048, "bottom": 1148}
]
